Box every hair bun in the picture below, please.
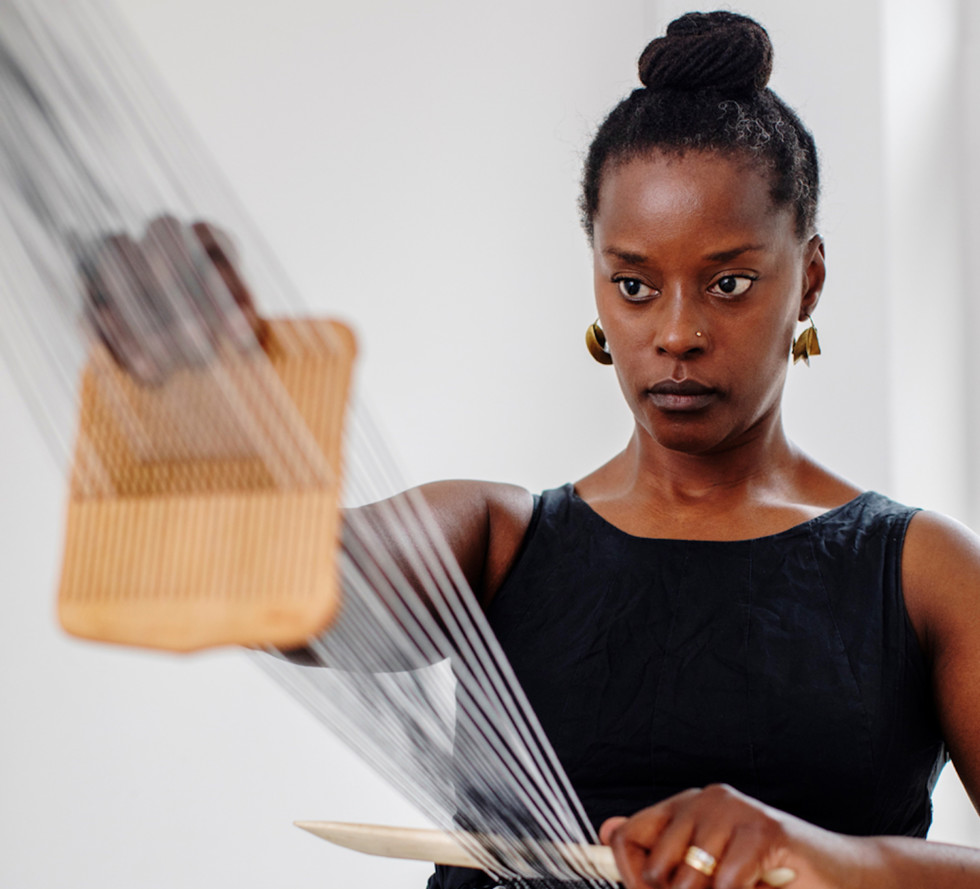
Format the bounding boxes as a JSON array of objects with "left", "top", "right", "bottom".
[{"left": 638, "top": 11, "right": 773, "bottom": 95}]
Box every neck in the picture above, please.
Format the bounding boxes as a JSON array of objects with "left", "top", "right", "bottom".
[{"left": 620, "top": 411, "right": 799, "bottom": 506}]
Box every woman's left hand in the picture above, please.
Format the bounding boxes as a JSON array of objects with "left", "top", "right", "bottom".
[{"left": 599, "top": 784, "right": 873, "bottom": 889}]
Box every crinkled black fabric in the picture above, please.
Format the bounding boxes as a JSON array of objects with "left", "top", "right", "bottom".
[{"left": 427, "top": 486, "right": 947, "bottom": 889}]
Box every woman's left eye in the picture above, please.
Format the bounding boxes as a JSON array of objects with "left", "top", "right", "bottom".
[{"left": 709, "top": 275, "right": 756, "bottom": 297}]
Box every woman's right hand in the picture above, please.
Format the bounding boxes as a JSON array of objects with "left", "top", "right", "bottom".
[
  {"left": 598, "top": 785, "right": 868, "bottom": 889},
  {"left": 81, "top": 214, "right": 266, "bottom": 385}
]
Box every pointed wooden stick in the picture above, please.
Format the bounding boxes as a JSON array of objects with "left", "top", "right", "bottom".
[{"left": 294, "top": 820, "right": 797, "bottom": 886}]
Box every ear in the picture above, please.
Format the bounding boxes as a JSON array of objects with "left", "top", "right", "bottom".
[{"left": 799, "top": 234, "right": 825, "bottom": 321}]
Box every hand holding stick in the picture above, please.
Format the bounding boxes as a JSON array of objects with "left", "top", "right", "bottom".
[{"left": 294, "top": 820, "right": 797, "bottom": 887}]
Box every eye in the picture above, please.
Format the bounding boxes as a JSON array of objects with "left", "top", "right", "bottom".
[
  {"left": 615, "top": 278, "right": 656, "bottom": 301},
  {"left": 709, "top": 275, "right": 756, "bottom": 297}
]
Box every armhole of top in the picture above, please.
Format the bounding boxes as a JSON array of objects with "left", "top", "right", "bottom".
[
  {"left": 896, "top": 507, "right": 930, "bottom": 681},
  {"left": 894, "top": 507, "right": 950, "bottom": 771},
  {"left": 484, "top": 493, "right": 544, "bottom": 614}
]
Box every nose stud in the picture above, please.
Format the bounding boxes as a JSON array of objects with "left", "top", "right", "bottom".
[{"left": 695, "top": 330, "right": 703, "bottom": 338}]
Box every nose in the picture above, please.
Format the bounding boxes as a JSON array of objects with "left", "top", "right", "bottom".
[{"left": 653, "top": 288, "right": 707, "bottom": 359}]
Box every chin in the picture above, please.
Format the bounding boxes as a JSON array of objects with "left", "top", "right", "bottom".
[
  {"left": 641, "top": 390, "right": 780, "bottom": 455},
  {"left": 645, "top": 405, "right": 766, "bottom": 456},
  {"left": 658, "top": 433, "right": 727, "bottom": 456},
  {"left": 647, "top": 417, "right": 729, "bottom": 456}
]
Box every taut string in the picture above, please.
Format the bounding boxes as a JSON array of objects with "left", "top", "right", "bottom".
[{"left": 0, "top": 0, "right": 614, "bottom": 885}]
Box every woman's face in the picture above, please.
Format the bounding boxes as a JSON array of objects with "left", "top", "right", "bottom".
[{"left": 591, "top": 149, "right": 824, "bottom": 457}]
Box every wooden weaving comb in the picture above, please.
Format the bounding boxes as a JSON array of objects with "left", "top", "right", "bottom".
[{"left": 57, "top": 317, "right": 356, "bottom": 652}]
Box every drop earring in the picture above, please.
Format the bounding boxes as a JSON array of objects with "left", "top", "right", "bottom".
[
  {"left": 792, "top": 316, "right": 821, "bottom": 365},
  {"left": 586, "top": 320, "right": 613, "bottom": 365}
]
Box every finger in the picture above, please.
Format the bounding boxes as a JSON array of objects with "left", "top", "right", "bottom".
[
  {"left": 90, "top": 234, "right": 173, "bottom": 384},
  {"left": 82, "top": 259, "right": 133, "bottom": 367},
  {"left": 639, "top": 805, "right": 696, "bottom": 887},
  {"left": 168, "top": 220, "right": 224, "bottom": 338},
  {"left": 606, "top": 805, "right": 675, "bottom": 889},
  {"left": 191, "top": 221, "right": 265, "bottom": 349},
  {"left": 617, "top": 837, "right": 656, "bottom": 889},
  {"left": 614, "top": 795, "right": 686, "bottom": 847},
  {"left": 142, "top": 216, "right": 215, "bottom": 366},
  {"left": 192, "top": 219, "right": 240, "bottom": 266},
  {"left": 712, "top": 822, "right": 784, "bottom": 889},
  {"left": 600, "top": 816, "right": 628, "bottom": 846},
  {"left": 669, "top": 824, "right": 731, "bottom": 889}
]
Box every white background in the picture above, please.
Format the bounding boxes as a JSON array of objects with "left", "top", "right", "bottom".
[{"left": 2, "top": 0, "right": 979, "bottom": 886}]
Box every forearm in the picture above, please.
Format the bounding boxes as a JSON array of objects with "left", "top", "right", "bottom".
[
  {"left": 856, "top": 835, "right": 980, "bottom": 889},
  {"left": 599, "top": 787, "right": 980, "bottom": 889}
]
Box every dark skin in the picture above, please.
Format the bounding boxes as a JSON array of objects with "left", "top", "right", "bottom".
[
  {"left": 83, "top": 215, "right": 266, "bottom": 386},
  {"left": 93, "top": 152, "right": 980, "bottom": 886},
  {"left": 412, "top": 150, "right": 980, "bottom": 888}
]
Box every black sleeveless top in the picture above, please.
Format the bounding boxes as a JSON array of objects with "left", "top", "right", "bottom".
[{"left": 428, "top": 485, "right": 947, "bottom": 889}]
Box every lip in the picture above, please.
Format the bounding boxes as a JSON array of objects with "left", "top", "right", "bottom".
[{"left": 646, "top": 379, "right": 718, "bottom": 412}]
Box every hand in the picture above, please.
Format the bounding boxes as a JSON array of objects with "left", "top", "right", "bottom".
[
  {"left": 599, "top": 784, "right": 869, "bottom": 889},
  {"left": 81, "top": 215, "right": 266, "bottom": 385}
]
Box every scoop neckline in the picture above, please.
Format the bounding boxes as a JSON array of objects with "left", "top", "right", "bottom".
[{"left": 564, "top": 483, "right": 875, "bottom": 545}]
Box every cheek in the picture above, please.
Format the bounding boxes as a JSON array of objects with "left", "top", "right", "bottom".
[
  {"left": 594, "top": 288, "right": 652, "bottom": 349},
  {"left": 749, "top": 315, "right": 795, "bottom": 361},
  {"left": 742, "top": 326, "right": 788, "bottom": 369},
  {"left": 736, "top": 293, "right": 799, "bottom": 356},
  {"left": 733, "top": 318, "right": 795, "bottom": 405}
]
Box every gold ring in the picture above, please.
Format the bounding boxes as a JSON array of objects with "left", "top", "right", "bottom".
[{"left": 683, "top": 844, "right": 717, "bottom": 877}]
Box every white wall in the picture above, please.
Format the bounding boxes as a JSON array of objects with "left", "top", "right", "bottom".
[
  {"left": 1, "top": 1, "right": 977, "bottom": 887},
  {"left": 885, "top": 0, "right": 971, "bottom": 519}
]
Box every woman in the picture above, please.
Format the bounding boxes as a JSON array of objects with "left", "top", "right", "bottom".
[
  {"left": 413, "top": 11, "right": 980, "bottom": 889},
  {"left": 70, "top": 10, "right": 980, "bottom": 888}
]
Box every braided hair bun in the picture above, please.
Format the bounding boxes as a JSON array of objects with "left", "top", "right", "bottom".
[
  {"left": 637, "top": 11, "right": 773, "bottom": 96},
  {"left": 581, "top": 10, "right": 818, "bottom": 240}
]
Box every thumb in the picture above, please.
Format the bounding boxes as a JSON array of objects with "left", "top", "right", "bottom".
[{"left": 599, "top": 816, "right": 628, "bottom": 846}]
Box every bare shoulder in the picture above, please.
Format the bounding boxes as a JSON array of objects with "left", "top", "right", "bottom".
[
  {"left": 415, "top": 480, "right": 535, "bottom": 606},
  {"left": 416, "top": 479, "right": 534, "bottom": 521},
  {"left": 902, "top": 510, "right": 980, "bottom": 798},
  {"left": 902, "top": 509, "right": 980, "bottom": 658}
]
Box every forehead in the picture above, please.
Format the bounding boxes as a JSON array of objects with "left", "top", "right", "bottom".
[{"left": 593, "top": 149, "right": 795, "bottom": 249}]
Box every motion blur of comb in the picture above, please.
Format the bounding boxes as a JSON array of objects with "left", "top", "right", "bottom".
[{"left": 58, "top": 317, "right": 357, "bottom": 652}]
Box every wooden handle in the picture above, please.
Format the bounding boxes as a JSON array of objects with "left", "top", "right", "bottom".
[{"left": 294, "top": 820, "right": 797, "bottom": 886}]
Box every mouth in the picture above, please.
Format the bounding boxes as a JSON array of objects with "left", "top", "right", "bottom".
[{"left": 646, "top": 379, "right": 719, "bottom": 412}]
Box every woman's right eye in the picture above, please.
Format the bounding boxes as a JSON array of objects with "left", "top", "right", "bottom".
[{"left": 615, "top": 278, "right": 655, "bottom": 300}]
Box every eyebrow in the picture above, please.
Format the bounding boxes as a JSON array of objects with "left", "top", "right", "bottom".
[
  {"left": 602, "top": 247, "right": 648, "bottom": 264},
  {"left": 704, "top": 244, "right": 765, "bottom": 262},
  {"left": 602, "top": 244, "right": 766, "bottom": 265}
]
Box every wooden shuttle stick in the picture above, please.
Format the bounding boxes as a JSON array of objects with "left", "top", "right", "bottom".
[{"left": 293, "top": 820, "right": 797, "bottom": 886}]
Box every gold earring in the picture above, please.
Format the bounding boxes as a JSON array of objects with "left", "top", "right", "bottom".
[
  {"left": 792, "top": 316, "right": 821, "bottom": 365},
  {"left": 586, "top": 320, "right": 613, "bottom": 365}
]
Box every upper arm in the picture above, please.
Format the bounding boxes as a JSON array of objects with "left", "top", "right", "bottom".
[
  {"left": 902, "top": 511, "right": 980, "bottom": 810},
  {"left": 277, "top": 481, "right": 532, "bottom": 665},
  {"left": 357, "top": 479, "right": 535, "bottom": 609},
  {"left": 416, "top": 480, "right": 535, "bottom": 607}
]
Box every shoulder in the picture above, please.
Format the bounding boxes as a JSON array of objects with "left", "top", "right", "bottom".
[
  {"left": 415, "top": 480, "right": 536, "bottom": 606},
  {"left": 416, "top": 478, "right": 533, "bottom": 512},
  {"left": 415, "top": 479, "right": 535, "bottom": 538},
  {"left": 901, "top": 510, "right": 980, "bottom": 798},
  {"left": 901, "top": 510, "right": 980, "bottom": 663}
]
